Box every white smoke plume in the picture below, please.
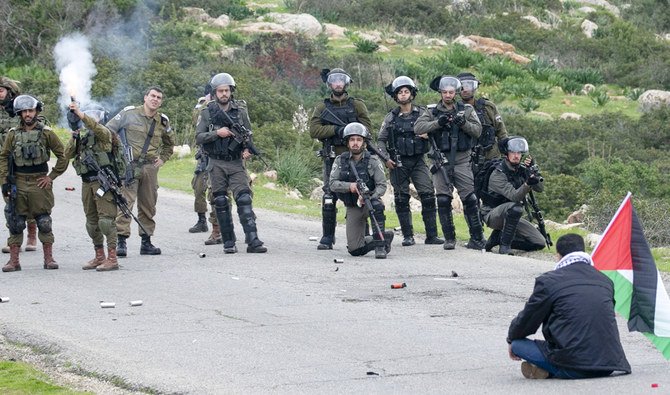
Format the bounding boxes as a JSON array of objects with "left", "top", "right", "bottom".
[{"left": 54, "top": 33, "right": 97, "bottom": 112}]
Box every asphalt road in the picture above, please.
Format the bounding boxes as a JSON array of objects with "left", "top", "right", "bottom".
[{"left": 1, "top": 164, "right": 668, "bottom": 394}]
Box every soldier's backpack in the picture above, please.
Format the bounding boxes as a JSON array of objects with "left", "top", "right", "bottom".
[{"left": 474, "top": 158, "right": 504, "bottom": 205}]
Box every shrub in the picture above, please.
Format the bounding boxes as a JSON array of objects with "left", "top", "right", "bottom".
[
  {"left": 588, "top": 86, "right": 610, "bottom": 107},
  {"left": 559, "top": 67, "right": 604, "bottom": 85},
  {"left": 540, "top": 173, "right": 587, "bottom": 221},
  {"left": 221, "top": 30, "right": 245, "bottom": 46},
  {"left": 274, "top": 146, "right": 320, "bottom": 195},
  {"left": 478, "top": 57, "right": 525, "bottom": 81},
  {"left": 623, "top": 87, "right": 644, "bottom": 101},
  {"left": 354, "top": 39, "right": 379, "bottom": 54},
  {"left": 518, "top": 97, "right": 539, "bottom": 112}
]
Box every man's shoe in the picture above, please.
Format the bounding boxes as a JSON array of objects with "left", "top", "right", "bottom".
[
  {"left": 223, "top": 241, "right": 238, "bottom": 254},
  {"left": 204, "top": 224, "right": 222, "bottom": 245},
  {"left": 189, "top": 218, "right": 208, "bottom": 233},
  {"left": 401, "top": 236, "right": 415, "bottom": 246},
  {"left": 443, "top": 239, "right": 456, "bottom": 250},
  {"left": 383, "top": 230, "right": 394, "bottom": 254},
  {"left": 374, "top": 246, "right": 387, "bottom": 259},
  {"left": 521, "top": 362, "right": 550, "bottom": 379},
  {"left": 117, "top": 236, "right": 128, "bottom": 257},
  {"left": 140, "top": 236, "right": 162, "bottom": 255},
  {"left": 425, "top": 236, "right": 444, "bottom": 245},
  {"left": 317, "top": 243, "right": 332, "bottom": 250},
  {"left": 485, "top": 230, "right": 501, "bottom": 252},
  {"left": 466, "top": 237, "right": 487, "bottom": 250},
  {"left": 499, "top": 245, "right": 514, "bottom": 255},
  {"left": 247, "top": 239, "right": 267, "bottom": 253}
]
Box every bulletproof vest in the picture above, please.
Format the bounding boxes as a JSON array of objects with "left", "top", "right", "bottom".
[
  {"left": 474, "top": 98, "right": 496, "bottom": 150},
  {"left": 202, "top": 101, "right": 242, "bottom": 159},
  {"left": 72, "top": 131, "right": 114, "bottom": 176},
  {"left": 336, "top": 151, "right": 376, "bottom": 207},
  {"left": 0, "top": 109, "right": 16, "bottom": 140},
  {"left": 12, "top": 125, "right": 50, "bottom": 167},
  {"left": 432, "top": 102, "right": 475, "bottom": 153},
  {"left": 478, "top": 158, "right": 526, "bottom": 207},
  {"left": 320, "top": 98, "right": 359, "bottom": 147},
  {"left": 389, "top": 108, "right": 428, "bottom": 157}
]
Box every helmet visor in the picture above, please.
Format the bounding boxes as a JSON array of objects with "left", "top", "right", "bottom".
[
  {"left": 438, "top": 76, "right": 461, "bottom": 92},
  {"left": 84, "top": 109, "right": 106, "bottom": 123},
  {"left": 461, "top": 79, "right": 478, "bottom": 91},
  {"left": 327, "top": 73, "right": 351, "bottom": 86},
  {"left": 507, "top": 137, "right": 529, "bottom": 153}
]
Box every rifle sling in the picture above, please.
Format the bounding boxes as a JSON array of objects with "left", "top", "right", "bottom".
[{"left": 138, "top": 119, "right": 157, "bottom": 163}]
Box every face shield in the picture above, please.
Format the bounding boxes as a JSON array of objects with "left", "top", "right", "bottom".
[
  {"left": 506, "top": 137, "right": 529, "bottom": 154},
  {"left": 327, "top": 73, "right": 351, "bottom": 88},
  {"left": 438, "top": 76, "right": 461, "bottom": 92},
  {"left": 84, "top": 109, "right": 106, "bottom": 124}
]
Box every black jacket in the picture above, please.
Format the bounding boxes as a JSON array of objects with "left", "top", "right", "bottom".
[{"left": 508, "top": 261, "right": 631, "bottom": 373}]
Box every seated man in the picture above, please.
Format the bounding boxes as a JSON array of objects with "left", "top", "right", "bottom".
[{"left": 507, "top": 233, "right": 631, "bottom": 379}]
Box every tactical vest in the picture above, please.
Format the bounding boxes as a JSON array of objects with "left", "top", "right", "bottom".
[
  {"left": 72, "top": 132, "right": 114, "bottom": 176},
  {"left": 0, "top": 109, "right": 16, "bottom": 142},
  {"left": 202, "top": 101, "right": 242, "bottom": 160},
  {"left": 478, "top": 159, "right": 526, "bottom": 207},
  {"left": 432, "top": 102, "right": 475, "bottom": 153},
  {"left": 389, "top": 108, "right": 428, "bottom": 157},
  {"left": 320, "top": 98, "right": 359, "bottom": 147},
  {"left": 336, "top": 151, "right": 376, "bottom": 207},
  {"left": 474, "top": 98, "right": 496, "bottom": 150},
  {"left": 12, "top": 125, "right": 50, "bottom": 167}
]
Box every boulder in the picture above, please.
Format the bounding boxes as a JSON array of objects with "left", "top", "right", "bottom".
[
  {"left": 323, "top": 23, "right": 346, "bottom": 39},
  {"left": 586, "top": 233, "right": 602, "bottom": 248},
  {"left": 425, "top": 38, "right": 448, "bottom": 47},
  {"left": 264, "top": 13, "right": 322, "bottom": 38},
  {"left": 286, "top": 189, "right": 303, "bottom": 200},
  {"left": 452, "top": 35, "right": 529, "bottom": 64},
  {"left": 559, "top": 112, "right": 582, "bottom": 120},
  {"left": 263, "top": 182, "right": 278, "bottom": 190},
  {"left": 581, "top": 19, "right": 598, "bottom": 38},
  {"left": 571, "top": 0, "right": 619, "bottom": 17},
  {"left": 506, "top": 52, "right": 532, "bottom": 65},
  {"left": 522, "top": 15, "right": 552, "bottom": 30},
  {"left": 358, "top": 31, "right": 382, "bottom": 43},
  {"left": 263, "top": 170, "right": 278, "bottom": 181},
  {"left": 581, "top": 83, "right": 596, "bottom": 95},
  {"left": 182, "top": 7, "right": 211, "bottom": 23},
  {"left": 567, "top": 204, "right": 587, "bottom": 224},
  {"left": 209, "top": 14, "right": 230, "bottom": 29},
  {"left": 200, "top": 31, "right": 221, "bottom": 41},
  {"left": 577, "top": 6, "right": 597, "bottom": 14},
  {"left": 173, "top": 144, "right": 192, "bottom": 159},
  {"left": 377, "top": 45, "right": 391, "bottom": 53},
  {"left": 638, "top": 90, "right": 670, "bottom": 112},
  {"left": 310, "top": 186, "right": 324, "bottom": 201},
  {"left": 219, "top": 47, "right": 237, "bottom": 60},
  {"left": 235, "top": 22, "right": 293, "bottom": 36}
]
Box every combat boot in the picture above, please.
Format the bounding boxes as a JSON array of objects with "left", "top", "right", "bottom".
[
  {"left": 463, "top": 195, "right": 487, "bottom": 250},
  {"left": 2, "top": 245, "right": 22, "bottom": 253},
  {"left": 117, "top": 235, "right": 128, "bottom": 257},
  {"left": 246, "top": 234, "right": 267, "bottom": 253},
  {"left": 438, "top": 206, "right": 456, "bottom": 250},
  {"left": 485, "top": 230, "right": 501, "bottom": 252},
  {"left": 397, "top": 211, "right": 415, "bottom": 246},
  {"left": 43, "top": 243, "right": 58, "bottom": 270},
  {"left": 140, "top": 235, "right": 162, "bottom": 255},
  {"left": 2, "top": 245, "right": 21, "bottom": 272},
  {"left": 97, "top": 247, "right": 119, "bottom": 271},
  {"left": 421, "top": 202, "right": 444, "bottom": 245},
  {"left": 374, "top": 244, "right": 387, "bottom": 259},
  {"left": 25, "top": 222, "right": 37, "bottom": 252},
  {"left": 499, "top": 204, "right": 523, "bottom": 255},
  {"left": 188, "top": 213, "right": 208, "bottom": 233},
  {"left": 82, "top": 246, "right": 106, "bottom": 270},
  {"left": 204, "top": 224, "right": 222, "bottom": 245}
]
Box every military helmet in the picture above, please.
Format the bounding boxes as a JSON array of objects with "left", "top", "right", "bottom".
[
  {"left": 342, "top": 122, "right": 370, "bottom": 140},
  {"left": 210, "top": 73, "right": 236, "bottom": 92},
  {"left": 385, "top": 76, "right": 417, "bottom": 99},
  {"left": 13, "top": 95, "right": 42, "bottom": 115},
  {"left": 457, "top": 72, "right": 479, "bottom": 93},
  {"left": 82, "top": 103, "right": 109, "bottom": 124},
  {"left": 321, "top": 68, "right": 352, "bottom": 89},
  {"left": 429, "top": 76, "right": 462, "bottom": 93},
  {"left": 0, "top": 77, "right": 20, "bottom": 98},
  {"left": 499, "top": 136, "right": 529, "bottom": 155}
]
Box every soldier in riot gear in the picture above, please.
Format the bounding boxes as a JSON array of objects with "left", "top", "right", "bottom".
[
  {"left": 0, "top": 77, "right": 38, "bottom": 254},
  {"left": 0, "top": 95, "right": 68, "bottom": 272},
  {"left": 377, "top": 76, "right": 443, "bottom": 246},
  {"left": 106, "top": 86, "right": 174, "bottom": 257},
  {"left": 65, "top": 102, "right": 120, "bottom": 271},
  {"left": 189, "top": 85, "right": 212, "bottom": 235},
  {"left": 457, "top": 72, "right": 508, "bottom": 173},
  {"left": 195, "top": 72, "right": 267, "bottom": 254},
  {"left": 309, "top": 68, "right": 372, "bottom": 250},
  {"left": 329, "top": 123, "right": 393, "bottom": 258},
  {"left": 414, "top": 76, "right": 486, "bottom": 250},
  {"left": 479, "top": 136, "right": 546, "bottom": 254}
]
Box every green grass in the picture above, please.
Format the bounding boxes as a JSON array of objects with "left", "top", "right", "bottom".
[{"left": 0, "top": 361, "right": 90, "bottom": 394}]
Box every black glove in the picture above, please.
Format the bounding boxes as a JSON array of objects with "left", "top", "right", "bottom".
[
  {"left": 1, "top": 183, "right": 10, "bottom": 197},
  {"left": 526, "top": 175, "right": 540, "bottom": 186},
  {"left": 437, "top": 115, "right": 452, "bottom": 127},
  {"left": 454, "top": 112, "right": 466, "bottom": 126},
  {"left": 335, "top": 126, "right": 345, "bottom": 138}
]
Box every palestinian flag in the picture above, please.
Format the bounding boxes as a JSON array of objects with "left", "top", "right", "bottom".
[{"left": 592, "top": 192, "right": 670, "bottom": 360}]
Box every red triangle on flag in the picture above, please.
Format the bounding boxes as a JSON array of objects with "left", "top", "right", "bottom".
[{"left": 592, "top": 193, "right": 633, "bottom": 271}]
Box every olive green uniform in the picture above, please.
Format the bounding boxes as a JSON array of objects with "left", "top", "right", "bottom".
[
  {"left": 0, "top": 106, "right": 15, "bottom": 146},
  {"left": 309, "top": 94, "right": 371, "bottom": 248},
  {"left": 64, "top": 114, "right": 118, "bottom": 249},
  {"left": 0, "top": 121, "right": 68, "bottom": 245},
  {"left": 105, "top": 105, "right": 174, "bottom": 237}
]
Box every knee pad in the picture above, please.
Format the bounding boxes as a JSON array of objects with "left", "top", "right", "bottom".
[
  {"left": 235, "top": 191, "right": 252, "bottom": 206},
  {"left": 213, "top": 193, "right": 230, "bottom": 210},
  {"left": 7, "top": 214, "right": 27, "bottom": 235},
  {"left": 371, "top": 198, "right": 385, "bottom": 216},
  {"left": 394, "top": 194, "right": 410, "bottom": 213},
  {"left": 463, "top": 192, "right": 479, "bottom": 212},
  {"left": 322, "top": 193, "right": 336, "bottom": 212},
  {"left": 506, "top": 204, "right": 523, "bottom": 220},
  {"left": 35, "top": 214, "right": 52, "bottom": 233},
  {"left": 436, "top": 194, "right": 452, "bottom": 209},
  {"left": 419, "top": 193, "right": 436, "bottom": 210},
  {"left": 98, "top": 217, "right": 115, "bottom": 235}
]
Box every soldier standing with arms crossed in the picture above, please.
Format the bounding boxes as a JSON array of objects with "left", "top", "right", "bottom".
[{"left": 105, "top": 86, "right": 174, "bottom": 257}]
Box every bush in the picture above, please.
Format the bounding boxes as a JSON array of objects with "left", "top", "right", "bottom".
[
  {"left": 540, "top": 173, "right": 587, "bottom": 221},
  {"left": 221, "top": 30, "right": 246, "bottom": 46},
  {"left": 588, "top": 86, "right": 610, "bottom": 107},
  {"left": 274, "top": 146, "right": 320, "bottom": 195},
  {"left": 518, "top": 97, "right": 539, "bottom": 112}
]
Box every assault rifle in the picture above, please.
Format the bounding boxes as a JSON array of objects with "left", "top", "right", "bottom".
[
  {"left": 194, "top": 146, "right": 208, "bottom": 174},
  {"left": 2, "top": 152, "right": 25, "bottom": 234},
  {"left": 116, "top": 127, "right": 135, "bottom": 186},
  {"left": 470, "top": 144, "right": 485, "bottom": 178},
  {"left": 526, "top": 190, "right": 552, "bottom": 248},
  {"left": 428, "top": 134, "right": 453, "bottom": 190},
  {"left": 348, "top": 159, "right": 385, "bottom": 242},
  {"left": 386, "top": 122, "right": 402, "bottom": 168},
  {"left": 210, "top": 105, "right": 269, "bottom": 168},
  {"left": 81, "top": 154, "right": 149, "bottom": 236}
]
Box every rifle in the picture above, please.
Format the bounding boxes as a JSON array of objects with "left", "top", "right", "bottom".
[
  {"left": 3, "top": 152, "right": 25, "bottom": 234},
  {"left": 67, "top": 96, "right": 83, "bottom": 131},
  {"left": 81, "top": 153, "right": 149, "bottom": 236},
  {"left": 470, "top": 144, "right": 485, "bottom": 178},
  {"left": 525, "top": 190, "right": 552, "bottom": 248},
  {"left": 322, "top": 106, "right": 390, "bottom": 162},
  {"left": 348, "top": 159, "right": 385, "bottom": 242},
  {"left": 194, "top": 146, "right": 209, "bottom": 174},
  {"left": 116, "top": 127, "right": 135, "bottom": 186},
  {"left": 428, "top": 134, "right": 453, "bottom": 190},
  {"left": 210, "top": 105, "right": 269, "bottom": 168},
  {"left": 386, "top": 121, "right": 402, "bottom": 168}
]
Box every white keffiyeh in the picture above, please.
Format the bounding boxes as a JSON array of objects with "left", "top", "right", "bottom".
[{"left": 554, "top": 251, "right": 593, "bottom": 270}]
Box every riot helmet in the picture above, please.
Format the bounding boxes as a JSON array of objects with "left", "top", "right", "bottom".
[
  {"left": 499, "top": 136, "right": 529, "bottom": 155},
  {"left": 342, "top": 122, "right": 370, "bottom": 140},
  {"left": 385, "top": 76, "right": 417, "bottom": 103},
  {"left": 82, "top": 103, "right": 109, "bottom": 124},
  {"left": 13, "top": 94, "right": 42, "bottom": 115},
  {"left": 457, "top": 72, "right": 479, "bottom": 100},
  {"left": 210, "top": 73, "right": 236, "bottom": 92},
  {"left": 0, "top": 77, "right": 20, "bottom": 100},
  {"left": 429, "top": 76, "right": 462, "bottom": 93},
  {"left": 321, "top": 68, "right": 351, "bottom": 96}
]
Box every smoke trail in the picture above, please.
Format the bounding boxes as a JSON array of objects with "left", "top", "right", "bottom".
[{"left": 54, "top": 33, "right": 97, "bottom": 113}]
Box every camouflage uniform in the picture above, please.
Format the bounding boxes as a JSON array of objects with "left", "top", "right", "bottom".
[{"left": 105, "top": 105, "right": 174, "bottom": 254}]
